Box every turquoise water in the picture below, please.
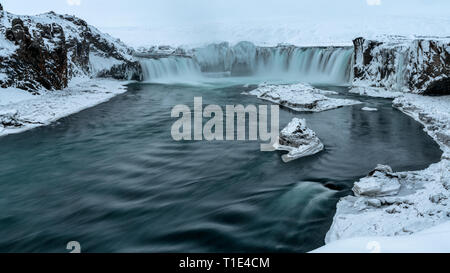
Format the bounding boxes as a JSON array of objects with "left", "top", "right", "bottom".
[{"left": 0, "top": 82, "right": 442, "bottom": 252}]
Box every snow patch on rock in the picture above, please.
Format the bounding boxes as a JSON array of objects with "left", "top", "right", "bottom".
[
  {"left": 274, "top": 118, "right": 324, "bottom": 162},
  {"left": 247, "top": 83, "right": 361, "bottom": 112}
]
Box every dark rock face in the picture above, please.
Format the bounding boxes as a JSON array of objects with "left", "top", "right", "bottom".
[
  {"left": 0, "top": 9, "right": 142, "bottom": 91},
  {"left": 423, "top": 77, "right": 450, "bottom": 96},
  {"left": 353, "top": 37, "right": 450, "bottom": 95},
  {"left": 1, "top": 19, "right": 68, "bottom": 90},
  {"left": 97, "top": 62, "right": 143, "bottom": 81}
]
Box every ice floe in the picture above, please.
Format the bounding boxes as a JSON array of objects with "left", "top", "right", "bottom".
[{"left": 361, "top": 107, "right": 378, "bottom": 112}]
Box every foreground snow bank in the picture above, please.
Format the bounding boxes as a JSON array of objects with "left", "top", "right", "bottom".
[
  {"left": 247, "top": 83, "right": 361, "bottom": 112},
  {"left": 0, "top": 79, "right": 128, "bottom": 137},
  {"left": 324, "top": 93, "right": 450, "bottom": 250},
  {"left": 274, "top": 118, "right": 324, "bottom": 162},
  {"left": 313, "top": 221, "right": 450, "bottom": 253}
]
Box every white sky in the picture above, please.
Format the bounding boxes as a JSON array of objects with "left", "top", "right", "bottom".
[
  {"left": 1, "top": 0, "right": 449, "bottom": 47},
  {"left": 1, "top": 0, "right": 448, "bottom": 28}
]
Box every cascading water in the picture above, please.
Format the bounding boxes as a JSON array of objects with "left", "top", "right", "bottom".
[
  {"left": 139, "top": 41, "right": 354, "bottom": 85},
  {"left": 140, "top": 56, "right": 202, "bottom": 84}
]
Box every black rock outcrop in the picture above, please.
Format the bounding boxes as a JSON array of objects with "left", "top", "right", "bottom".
[
  {"left": 353, "top": 36, "right": 450, "bottom": 95},
  {"left": 0, "top": 8, "right": 142, "bottom": 91}
]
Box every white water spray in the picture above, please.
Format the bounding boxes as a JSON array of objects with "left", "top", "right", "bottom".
[{"left": 139, "top": 42, "right": 354, "bottom": 85}]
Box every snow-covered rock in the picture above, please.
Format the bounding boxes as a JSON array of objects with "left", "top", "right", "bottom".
[
  {"left": 0, "top": 109, "right": 23, "bottom": 127},
  {"left": 353, "top": 36, "right": 450, "bottom": 95},
  {"left": 352, "top": 165, "right": 401, "bottom": 197},
  {"left": 0, "top": 8, "right": 142, "bottom": 91},
  {"left": 247, "top": 83, "right": 361, "bottom": 112},
  {"left": 275, "top": 118, "right": 324, "bottom": 162}
]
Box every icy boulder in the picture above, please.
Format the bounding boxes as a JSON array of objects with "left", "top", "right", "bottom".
[
  {"left": 248, "top": 83, "right": 361, "bottom": 112},
  {"left": 275, "top": 118, "right": 324, "bottom": 162},
  {"left": 0, "top": 109, "right": 22, "bottom": 127},
  {"left": 353, "top": 165, "right": 401, "bottom": 197}
]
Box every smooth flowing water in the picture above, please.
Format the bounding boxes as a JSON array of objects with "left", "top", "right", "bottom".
[{"left": 0, "top": 81, "right": 442, "bottom": 253}]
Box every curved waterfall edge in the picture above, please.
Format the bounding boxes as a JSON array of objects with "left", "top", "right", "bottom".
[{"left": 138, "top": 42, "right": 354, "bottom": 85}]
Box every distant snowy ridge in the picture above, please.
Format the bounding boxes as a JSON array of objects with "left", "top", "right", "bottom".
[{"left": 102, "top": 15, "right": 450, "bottom": 49}]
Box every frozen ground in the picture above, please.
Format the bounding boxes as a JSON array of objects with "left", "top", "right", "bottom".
[
  {"left": 0, "top": 79, "right": 128, "bottom": 137},
  {"left": 322, "top": 92, "right": 450, "bottom": 253},
  {"left": 101, "top": 15, "right": 450, "bottom": 48},
  {"left": 313, "top": 221, "right": 450, "bottom": 253},
  {"left": 247, "top": 83, "right": 361, "bottom": 112},
  {"left": 349, "top": 87, "right": 404, "bottom": 99}
]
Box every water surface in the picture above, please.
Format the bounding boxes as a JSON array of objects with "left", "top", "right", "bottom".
[{"left": 0, "top": 82, "right": 442, "bottom": 252}]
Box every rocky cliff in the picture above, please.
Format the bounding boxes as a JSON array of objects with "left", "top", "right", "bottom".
[
  {"left": 353, "top": 36, "right": 450, "bottom": 95},
  {"left": 0, "top": 5, "right": 142, "bottom": 91}
]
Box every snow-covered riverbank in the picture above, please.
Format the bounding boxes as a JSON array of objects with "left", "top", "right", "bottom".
[
  {"left": 0, "top": 79, "right": 128, "bottom": 137},
  {"left": 313, "top": 221, "right": 450, "bottom": 253},
  {"left": 320, "top": 92, "right": 450, "bottom": 253}
]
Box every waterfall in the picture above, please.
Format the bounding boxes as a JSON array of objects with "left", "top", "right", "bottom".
[
  {"left": 139, "top": 42, "right": 354, "bottom": 85},
  {"left": 140, "top": 56, "right": 202, "bottom": 83}
]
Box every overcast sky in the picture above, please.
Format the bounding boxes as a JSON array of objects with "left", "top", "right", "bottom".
[{"left": 1, "top": 0, "right": 449, "bottom": 28}]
